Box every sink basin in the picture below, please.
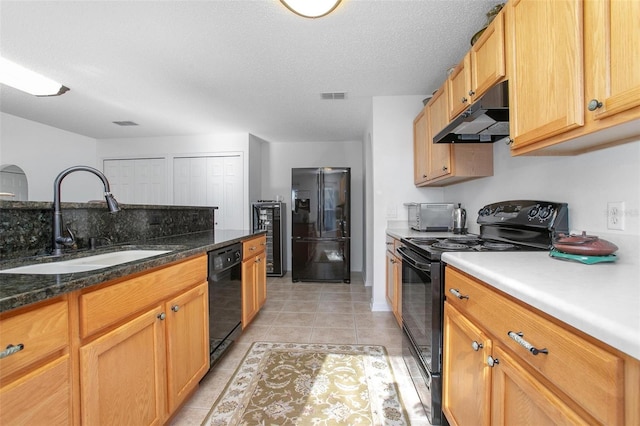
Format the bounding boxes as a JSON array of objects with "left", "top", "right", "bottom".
[{"left": 0, "top": 250, "right": 172, "bottom": 275}]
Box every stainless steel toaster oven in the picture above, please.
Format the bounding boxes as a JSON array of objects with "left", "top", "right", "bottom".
[{"left": 405, "top": 203, "right": 454, "bottom": 231}]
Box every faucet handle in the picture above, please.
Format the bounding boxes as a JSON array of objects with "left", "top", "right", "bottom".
[{"left": 56, "top": 227, "right": 76, "bottom": 247}]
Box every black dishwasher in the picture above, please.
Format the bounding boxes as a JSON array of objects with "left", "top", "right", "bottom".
[{"left": 208, "top": 243, "right": 242, "bottom": 367}]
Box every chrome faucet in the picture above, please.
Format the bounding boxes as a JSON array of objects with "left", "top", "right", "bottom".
[{"left": 53, "top": 166, "right": 120, "bottom": 256}]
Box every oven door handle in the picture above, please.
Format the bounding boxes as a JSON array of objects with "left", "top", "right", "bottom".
[{"left": 396, "top": 246, "right": 431, "bottom": 272}]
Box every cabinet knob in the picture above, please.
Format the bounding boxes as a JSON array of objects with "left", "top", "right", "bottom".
[
  {"left": 461, "top": 97, "right": 468, "bottom": 104},
  {"left": 487, "top": 356, "right": 499, "bottom": 367},
  {"left": 442, "top": 166, "right": 448, "bottom": 172},
  {"left": 171, "top": 305, "right": 180, "bottom": 312},
  {"left": 422, "top": 174, "right": 427, "bottom": 178},
  {"left": 471, "top": 341, "right": 483, "bottom": 351},
  {"left": 468, "top": 90, "right": 476, "bottom": 97},
  {"left": 157, "top": 312, "right": 166, "bottom": 320},
  {"left": 249, "top": 246, "right": 256, "bottom": 251},
  {"left": 505, "top": 138, "right": 514, "bottom": 146},
  {"left": 0, "top": 343, "right": 24, "bottom": 359},
  {"left": 390, "top": 258, "right": 397, "bottom": 264},
  {"left": 588, "top": 99, "right": 603, "bottom": 111}
]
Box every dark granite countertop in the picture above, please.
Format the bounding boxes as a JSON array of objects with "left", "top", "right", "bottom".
[{"left": 0, "top": 229, "right": 264, "bottom": 313}]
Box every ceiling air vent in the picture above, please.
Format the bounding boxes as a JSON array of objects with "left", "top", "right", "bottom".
[
  {"left": 321, "top": 92, "right": 347, "bottom": 100},
  {"left": 112, "top": 121, "right": 139, "bottom": 126}
]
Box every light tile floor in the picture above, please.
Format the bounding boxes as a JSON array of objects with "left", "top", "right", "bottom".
[{"left": 170, "top": 273, "right": 429, "bottom": 425}]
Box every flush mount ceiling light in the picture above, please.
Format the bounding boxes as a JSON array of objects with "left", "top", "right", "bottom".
[
  {"left": 280, "top": 0, "right": 342, "bottom": 18},
  {"left": 0, "top": 57, "right": 69, "bottom": 96}
]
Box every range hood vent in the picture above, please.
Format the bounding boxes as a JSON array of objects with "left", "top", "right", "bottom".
[{"left": 434, "top": 81, "right": 509, "bottom": 143}]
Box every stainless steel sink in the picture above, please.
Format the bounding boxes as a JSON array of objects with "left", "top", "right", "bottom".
[{"left": 0, "top": 250, "right": 172, "bottom": 275}]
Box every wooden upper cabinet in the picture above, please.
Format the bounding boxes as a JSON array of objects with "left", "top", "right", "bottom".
[
  {"left": 413, "top": 107, "right": 429, "bottom": 185},
  {"left": 448, "top": 11, "right": 506, "bottom": 121},
  {"left": 426, "top": 86, "right": 452, "bottom": 181},
  {"left": 507, "top": 0, "right": 640, "bottom": 155},
  {"left": 447, "top": 54, "right": 472, "bottom": 120},
  {"left": 586, "top": 0, "right": 640, "bottom": 121},
  {"left": 507, "top": 0, "right": 584, "bottom": 150}
]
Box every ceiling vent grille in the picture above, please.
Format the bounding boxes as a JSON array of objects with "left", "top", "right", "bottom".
[
  {"left": 112, "top": 121, "right": 139, "bottom": 126},
  {"left": 321, "top": 92, "right": 347, "bottom": 100}
]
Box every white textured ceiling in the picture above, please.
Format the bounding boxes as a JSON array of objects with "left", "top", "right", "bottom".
[{"left": 0, "top": 0, "right": 499, "bottom": 142}]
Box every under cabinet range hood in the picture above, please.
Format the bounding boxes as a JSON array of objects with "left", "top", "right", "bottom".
[{"left": 434, "top": 81, "right": 509, "bottom": 143}]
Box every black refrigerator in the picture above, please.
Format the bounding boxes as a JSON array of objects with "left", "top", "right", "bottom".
[
  {"left": 251, "top": 201, "right": 286, "bottom": 277},
  {"left": 291, "top": 167, "right": 350, "bottom": 283}
]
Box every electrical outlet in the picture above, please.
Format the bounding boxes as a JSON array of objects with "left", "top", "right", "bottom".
[{"left": 607, "top": 202, "right": 625, "bottom": 230}]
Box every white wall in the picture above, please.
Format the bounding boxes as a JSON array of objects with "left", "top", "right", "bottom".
[
  {"left": 0, "top": 112, "right": 99, "bottom": 201},
  {"left": 259, "top": 140, "right": 364, "bottom": 273},
  {"left": 369, "top": 96, "right": 445, "bottom": 310},
  {"left": 96, "top": 133, "right": 253, "bottom": 229},
  {"left": 443, "top": 139, "right": 640, "bottom": 237}
]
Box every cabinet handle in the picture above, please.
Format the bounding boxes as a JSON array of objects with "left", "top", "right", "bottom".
[
  {"left": 588, "top": 99, "right": 603, "bottom": 111},
  {"left": 0, "top": 343, "right": 24, "bottom": 359},
  {"left": 422, "top": 174, "right": 427, "bottom": 178},
  {"left": 386, "top": 242, "right": 393, "bottom": 246},
  {"left": 171, "top": 305, "right": 179, "bottom": 312},
  {"left": 157, "top": 312, "right": 166, "bottom": 320},
  {"left": 471, "top": 341, "right": 483, "bottom": 351},
  {"left": 448, "top": 288, "right": 469, "bottom": 300},
  {"left": 442, "top": 166, "right": 448, "bottom": 171},
  {"left": 487, "top": 356, "right": 499, "bottom": 367},
  {"left": 468, "top": 90, "right": 476, "bottom": 97},
  {"left": 505, "top": 138, "right": 514, "bottom": 146},
  {"left": 390, "top": 258, "right": 397, "bottom": 264},
  {"left": 249, "top": 246, "right": 256, "bottom": 251},
  {"left": 255, "top": 257, "right": 261, "bottom": 263},
  {"left": 507, "top": 331, "right": 548, "bottom": 355}
]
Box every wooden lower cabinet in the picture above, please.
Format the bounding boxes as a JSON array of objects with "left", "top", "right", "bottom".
[
  {"left": 443, "top": 266, "right": 639, "bottom": 426},
  {"left": 80, "top": 306, "right": 166, "bottom": 426},
  {"left": 78, "top": 255, "right": 209, "bottom": 425},
  {"left": 242, "top": 235, "right": 267, "bottom": 328},
  {"left": 0, "top": 297, "right": 72, "bottom": 425},
  {"left": 385, "top": 234, "right": 402, "bottom": 326},
  {"left": 166, "top": 283, "right": 209, "bottom": 412},
  {"left": 0, "top": 355, "right": 71, "bottom": 425}
]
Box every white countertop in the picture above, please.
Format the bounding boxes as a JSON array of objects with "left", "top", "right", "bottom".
[
  {"left": 387, "top": 226, "right": 640, "bottom": 360},
  {"left": 442, "top": 239, "right": 640, "bottom": 361}
]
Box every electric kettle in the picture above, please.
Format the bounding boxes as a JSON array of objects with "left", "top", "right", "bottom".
[{"left": 453, "top": 203, "right": 467, "bottom": 234}]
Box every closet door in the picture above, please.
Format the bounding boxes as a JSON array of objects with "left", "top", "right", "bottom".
[{"left": 104, "top": 158, "right": 167, "bottom": 205}]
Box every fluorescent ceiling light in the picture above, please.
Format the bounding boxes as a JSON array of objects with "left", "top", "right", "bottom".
[
  {"left": 280, "top": 0, "right": 342, "bottom": 18},
  {"left": 0, "top": 57, "right": 69, "bottom": 96}
]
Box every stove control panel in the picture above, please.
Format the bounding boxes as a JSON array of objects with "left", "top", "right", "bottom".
[{"left": 477, "top": 200, "right": 568, "bottom": 230}]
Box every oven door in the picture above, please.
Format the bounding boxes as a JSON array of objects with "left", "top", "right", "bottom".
[{"left": 397, "top": 245, "right": 444, "bottom": 425}]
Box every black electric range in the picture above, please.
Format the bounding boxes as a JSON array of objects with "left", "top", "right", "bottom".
[{"left": 397, "top": 200, "right": 568, "bottom": 425}]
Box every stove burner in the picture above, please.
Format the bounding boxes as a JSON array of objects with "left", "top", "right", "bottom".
[
  {"left": 444, "top": 236, "right": 480, "bottom": 244},
  {"left": 482, "top": 242, "right": 516, "bottom": 251},
  {"left": 409, "top": 238, "right": 439, "bottom": 245},
  {"left": 432, "top": 242, "right": 474, "bottom": 250}
]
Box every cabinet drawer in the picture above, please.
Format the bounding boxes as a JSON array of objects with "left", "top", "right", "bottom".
[
  {"left": 79, "top": 255, "right": 207, "bottom": 339},
  {"left": 385, "top": 235, "right": 401, "bottom": 254},
  {"left": 243, "top": 235, "right": 266, "bottom": 260},
  {"left": 445, "top": 267, "right": 624, "bottom": 425},
  {"left": 0, "top": 298, "right": 69, "bottom": 381}
]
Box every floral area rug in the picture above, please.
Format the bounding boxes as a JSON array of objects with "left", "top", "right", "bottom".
[{"left": 202, "top": 342, "right": 410, "bottom": 426}]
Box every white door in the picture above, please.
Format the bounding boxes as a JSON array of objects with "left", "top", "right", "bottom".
[
  {"left": 173, "top": 155, "right": 243, "bottom": 230},
  {"left": 103, "top": 159, "right": 167, "bottom": 205}
]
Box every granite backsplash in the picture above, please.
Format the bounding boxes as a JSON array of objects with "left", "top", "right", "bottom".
[{"left": 0, "top": 200, "right": 218, "bottom": 260}]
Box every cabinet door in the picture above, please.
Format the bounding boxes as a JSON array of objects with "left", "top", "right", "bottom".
[
  {"left": 587, "top": 0, "right": 640, "bottom": 120},
  {"left": 391, "top": 253, "right": 402, "bottom": 326},
  {"left": 80, "top": 307, "right": 166, "bottom": 426},
  {"left": 413, "top": 108, "right": 429, "bottom": 184},
  {"left": 166, "top": 283, "right": 209, "bottom": 412},
  {"left": 241, "top": 257, "right": 258, "bottom": 328},
  {"left": 447, "top": 54, "right": 472, "bottom": 120},
  {"left": 426, "top": 87, "right": 452, "bottom": 180},
  {"left": 443, "top": 303, "right": 492, "bottom": 426},
  {"left": 508, "top": 0, "right": 583, "bottom": 148},
  {"left": 256, "top": 251, "right": 267, "bottom": 309},
  {"left": 470, "top": 11, "right": 506, "bottom": 100},
  {"left": 0, "top": 356, "right": 71, "bottom": 425},
  {"left": 490, "top": 345, "right": 589, "bottom": 425}
]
